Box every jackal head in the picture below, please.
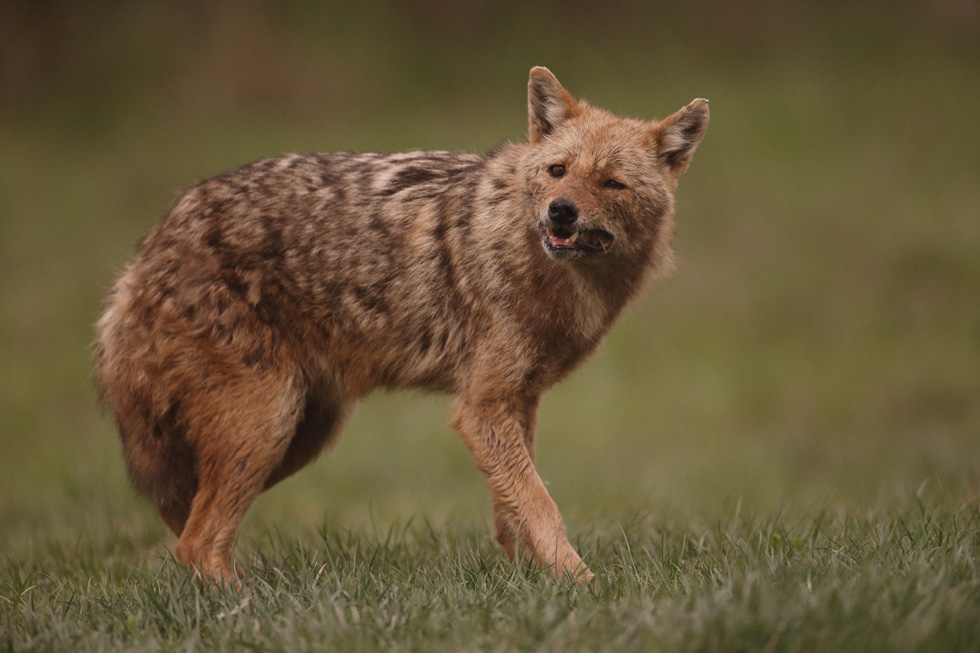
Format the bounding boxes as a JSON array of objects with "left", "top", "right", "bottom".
[{"left": 524, "top": 67, "right": 708, "bottom": 264}]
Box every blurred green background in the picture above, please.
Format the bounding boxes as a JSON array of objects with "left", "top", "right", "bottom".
[{"left": 2, "top": 0, "right": 978, "bottom": 541}]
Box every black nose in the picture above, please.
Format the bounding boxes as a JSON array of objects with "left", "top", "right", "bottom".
[{"left": 548, "top": 198, "right": 578, "bottom": 225}]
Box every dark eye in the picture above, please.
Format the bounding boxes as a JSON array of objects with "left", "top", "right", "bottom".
[
  {"left": 548, "top": 164, "right": 566, "bottom": 178},
  {"left": 603, "top": 179, "right": 627, "bottom": 190}
]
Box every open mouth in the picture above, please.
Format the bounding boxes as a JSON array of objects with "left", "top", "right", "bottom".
[{"left": 542, "top": 225, "right": 614, "bottom": 257}]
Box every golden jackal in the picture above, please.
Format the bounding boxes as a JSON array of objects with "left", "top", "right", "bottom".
[{"left": 96, "top": 67, "right": 708, "bottom": 583}]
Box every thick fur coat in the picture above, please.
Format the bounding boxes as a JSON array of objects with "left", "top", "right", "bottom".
[{"left": 95, "top": 67, "right": 708, "bottom": 582}]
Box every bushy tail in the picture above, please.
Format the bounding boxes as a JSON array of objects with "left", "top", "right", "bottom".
[{"left": 94, "top": 275, "right": 196, "bottom": 503}]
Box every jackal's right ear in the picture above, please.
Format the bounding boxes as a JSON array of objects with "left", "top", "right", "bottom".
[
  {"left": 652, "top": 98, "right": 709, "bottom": 176},
  {"left": 528, "top": 67, "right": 579, "bottom": 144}
]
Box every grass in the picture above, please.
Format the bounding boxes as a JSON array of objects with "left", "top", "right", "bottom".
[
  {"left": 3, "top": 491, "right": 979, "bottom": 651},
  {"left": 2, "top": 3, "right": 980, "bottom": 650}
]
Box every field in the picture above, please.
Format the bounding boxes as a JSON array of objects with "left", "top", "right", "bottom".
[
  {"left": 2, "top": 3, "right": 979, "bottom": 650},
  {"left": 4, "top": 499, "right": 979, "bottom": 651}
]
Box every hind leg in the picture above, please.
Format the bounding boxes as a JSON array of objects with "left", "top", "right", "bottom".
[
  {"left": 173, "top": 373, "right": 305, "bottom": 584},
  {"left": 159, "top": 490, "right": 193, "bottom": 538},
  {"left": 263, "top": 387, "right": 350, "bottom": 491},
  {"left": 157, "top": 450, "right": 199, "bottom": 537}
]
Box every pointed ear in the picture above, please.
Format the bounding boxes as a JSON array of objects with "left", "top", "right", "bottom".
[
  {"left": 528, "top": 67, "right": 579, "bottom": 144},
  {"left": 652, "top": 98, "right": 709, "bottom": 175}
]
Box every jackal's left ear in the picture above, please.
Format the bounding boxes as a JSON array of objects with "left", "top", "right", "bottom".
[
  {"left": 652, "top": 98, "right": 709, "bottom": 175},
  {"left": 528, "top": 67, "right": 580, "bottom": 144}
]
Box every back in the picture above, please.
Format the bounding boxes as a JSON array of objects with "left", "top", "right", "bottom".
[{"left": 121, "top": 151, "right": 490, "bottom": 393}]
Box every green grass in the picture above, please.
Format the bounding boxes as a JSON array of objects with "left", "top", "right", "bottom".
[
  {"left": 3, "top": 492, "right": 979, "bottom": 651},
  {"left": 3, "top": 3, "right": 980, "bottom": 651}
]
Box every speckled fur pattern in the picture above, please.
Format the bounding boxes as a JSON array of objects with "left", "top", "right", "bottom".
[{"left": 95, "top": 67, "right": 708, "bottom": 583}]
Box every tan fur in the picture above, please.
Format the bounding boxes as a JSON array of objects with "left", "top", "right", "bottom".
[{"left": 95, "top": 67, "right": 708, "bottom": 584}]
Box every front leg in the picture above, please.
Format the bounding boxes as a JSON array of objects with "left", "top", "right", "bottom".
[
  {"left": 451, "top": 395, "right": 592, "bottom": 582},
  {"left": 493, "top": 400, "right": 538, "bottom": 561}
]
